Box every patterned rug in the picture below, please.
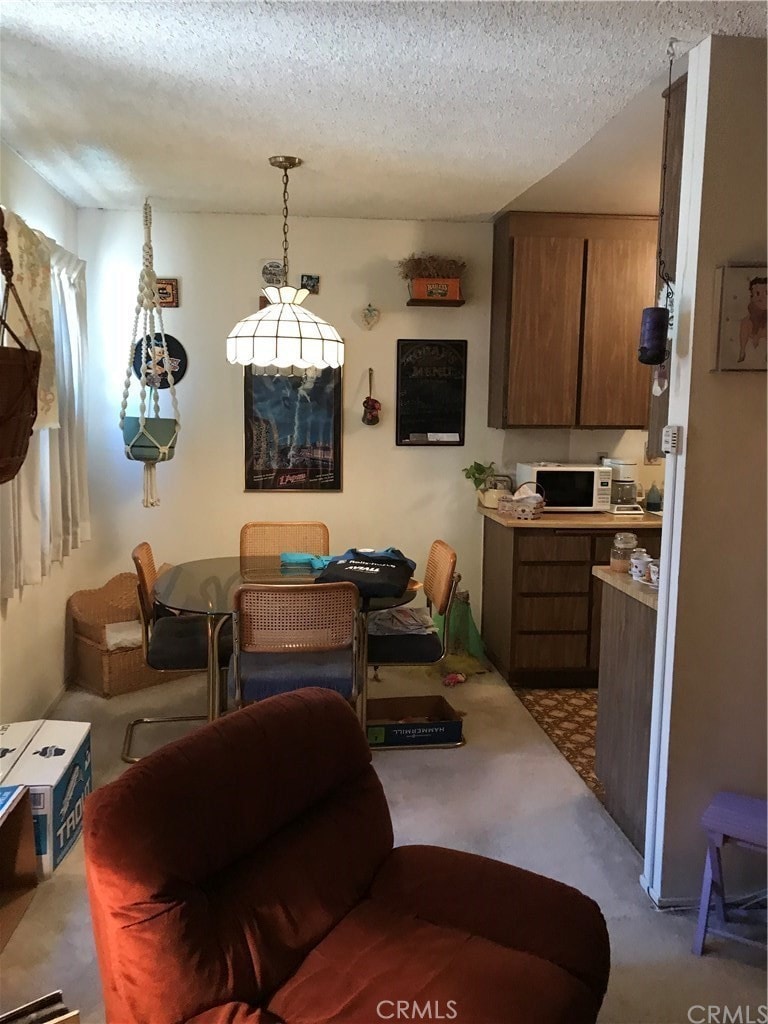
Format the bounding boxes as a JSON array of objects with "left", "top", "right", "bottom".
[{"left": 513, "top": 688, "right": 604, "bottom": 801}]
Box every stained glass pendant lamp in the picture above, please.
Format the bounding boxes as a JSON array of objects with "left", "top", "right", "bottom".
[{"left": 226, "top": 156, "right": 344, "bottom": 372}]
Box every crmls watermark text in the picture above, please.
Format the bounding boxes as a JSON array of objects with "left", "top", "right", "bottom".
[
  {"left": 688, "top": 1007, "right": 768, "bottom": 1023},
  {"left": 376, "top": 1001, "right": 458, "bottom": 1021}
]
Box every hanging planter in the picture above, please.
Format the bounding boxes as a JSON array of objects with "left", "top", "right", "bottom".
[
  {"left": 0, "top": 209, "right": 42, "bottom": 485},
  {"left": 119, "top": 200, "right": 181, "bottom": 507}
]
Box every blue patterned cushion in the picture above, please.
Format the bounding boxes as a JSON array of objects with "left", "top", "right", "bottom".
[{"left": 228, "top": 650, "right": 354, "bottom": 705}]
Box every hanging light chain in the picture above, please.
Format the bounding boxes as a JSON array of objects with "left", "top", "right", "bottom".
[
  {"left": 657, "top": 39, "right": 677, "bottom": 312},
  {"left": 281, "top": 168, "right": 290, "bottom": 285}
]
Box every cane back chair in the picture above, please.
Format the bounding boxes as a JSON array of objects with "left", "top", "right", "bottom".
[
  {"left": 122, "top": 542, "right": 232, "bottom": 763},
  {"left": 239, "top": 521, "right": 330, "bottom": 559},
  {"left": 229, "top": 581, "right": 362, "bottom": 720},
  {"left": 368, "top": 539, "right": 460, "bottom": 680}
]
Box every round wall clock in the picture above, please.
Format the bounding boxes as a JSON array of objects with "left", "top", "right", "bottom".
[{"left": 132, "top": 333, "right": 188, "bottom": 389}]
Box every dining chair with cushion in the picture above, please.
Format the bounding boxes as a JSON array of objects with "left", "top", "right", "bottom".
[
  {"left": 84, "top": 688, "right": 611, "bottom": 1024},
  {"left": 239, "top": 520, "right": 330, "bottom": 559},
  {"left": 229, "top": 581, "right": 361, "bottom": 716},
  {"left": 367, "top": 538, "right": 460, "bottom": 680},
  {"left": 122, "top": 542, "right": 233, "bottom": 764}
]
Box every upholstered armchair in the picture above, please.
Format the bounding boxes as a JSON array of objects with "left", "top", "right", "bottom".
[{"left": 84, "top": 689, "right": 610, "bottom": 1024}]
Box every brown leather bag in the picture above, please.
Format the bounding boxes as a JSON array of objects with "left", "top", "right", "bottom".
[{"left": 0, "top": 208, "right": 41, "bottom": 485}]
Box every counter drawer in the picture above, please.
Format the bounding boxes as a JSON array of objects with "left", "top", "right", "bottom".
[
  {"left": 516, "top": 531, "right": 592, "bottom": 563},
  {"left": 516, "top": 564, "right": 591, "bottom": 594},
  {"left": 515, "top": 634, "right": 589, "bottom": 669},
  {"left": 515, "top": 596, "right": 590, "bottom": 632}
]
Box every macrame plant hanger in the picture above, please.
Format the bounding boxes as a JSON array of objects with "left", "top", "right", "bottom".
[{"left": 120, "top": 199, "right": 180, "bottom": 507}]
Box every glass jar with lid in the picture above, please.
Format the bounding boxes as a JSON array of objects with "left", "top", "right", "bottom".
[{"left": 610, "top": 532, "right": 637, "bottom": 573}]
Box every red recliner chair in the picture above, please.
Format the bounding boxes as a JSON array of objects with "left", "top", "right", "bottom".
[{"left": 84, "top": 689, "right": 610, "bottom": 1024}]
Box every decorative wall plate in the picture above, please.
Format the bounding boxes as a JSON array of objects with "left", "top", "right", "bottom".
[{"left": 132, "top": 333, "right": 188, "bottom": 389}]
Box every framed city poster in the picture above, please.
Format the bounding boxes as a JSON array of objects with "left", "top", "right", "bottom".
[
  {"left": 244, "top": 367, "right": 342, "bottom": 490},
  {"left": 396, "top": 339, "right": 467, "bottom": 445}
]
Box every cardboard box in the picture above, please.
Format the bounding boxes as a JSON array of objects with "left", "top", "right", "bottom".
[
  {"left": 366, "top": 696, "right": 464, "bottom": 749},
  {"left": 3, "top": 721, "right": 92, "bottom": 876},
  {"left": 0, "top": 723, "right": 41, "bottom": 782},
  {"left": 0, "top": 785, "right": 38, "bottom": 950}
]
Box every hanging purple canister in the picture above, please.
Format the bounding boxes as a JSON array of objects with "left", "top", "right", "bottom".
[{"left": 638, "top": 306, "right": 669, "bottom": 365}]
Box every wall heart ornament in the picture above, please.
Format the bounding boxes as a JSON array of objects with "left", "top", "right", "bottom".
[{"left": 362, "top": 303, "right": 381, "bottom": 330}]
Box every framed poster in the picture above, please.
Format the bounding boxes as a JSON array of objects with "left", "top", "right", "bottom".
[
  {"left": 244, "top": 367, "right": 342, "bottom": 491},
  {"left": 396, "top": 339, "right": 467, "bottom": 446},
  {"left": 713, "top": 263, "right": 767, "bottom": 371}
]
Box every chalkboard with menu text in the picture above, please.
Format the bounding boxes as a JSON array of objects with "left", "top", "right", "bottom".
[{"left": 396, "top": 339, "right": 467, "bottom": 446}]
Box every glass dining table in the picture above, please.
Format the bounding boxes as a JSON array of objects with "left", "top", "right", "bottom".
[{"left": 154, "top": 556, "right": 420, "bottom": 724}]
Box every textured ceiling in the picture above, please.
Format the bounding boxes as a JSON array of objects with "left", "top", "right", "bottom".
[{"left": 1, "top": 1, "right": 765, "bottom": 221}]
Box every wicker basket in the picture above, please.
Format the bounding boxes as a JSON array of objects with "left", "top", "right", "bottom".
[{"left": 68, "top": 572, "right": 187, "bottom": 698}]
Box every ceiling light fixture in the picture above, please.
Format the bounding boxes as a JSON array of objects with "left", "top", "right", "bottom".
[{"left": 226, "top": 156, "right": 344, "bottom": 372}]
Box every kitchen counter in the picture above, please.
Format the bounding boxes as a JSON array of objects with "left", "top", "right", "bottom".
[
  {"left": 593, "top": 564, "right": 658, "bottom": 853},
  {"left": 479, "top": 507, "right": 663, "bottom": 530},
  {"left": 592, "top": 566, "right": 659, "bottom": 611}
]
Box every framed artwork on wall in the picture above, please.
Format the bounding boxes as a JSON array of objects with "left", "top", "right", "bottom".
[
  {"left": 155, "top": 279, "right": 179, "bottom": 307},
  {"left": 243, "top": 367, "right": 342, "bottom": 491},
  {"left": 395, "top": 339, "right": 467, "bottom": 446},
  {"left": 713, "top": 263, "right": 767, "bottom": 371}
]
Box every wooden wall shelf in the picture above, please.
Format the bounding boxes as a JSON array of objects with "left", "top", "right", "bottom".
[{"left": 406, "top": 299, "right": 465, "bottom": 307}]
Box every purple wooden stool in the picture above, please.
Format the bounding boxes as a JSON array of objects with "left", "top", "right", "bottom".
[{"left": 693, "top": 791, "right": 767, "bottom": 955}]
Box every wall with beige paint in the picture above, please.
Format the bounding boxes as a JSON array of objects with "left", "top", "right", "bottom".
[{"left": 654, "top": 36, "right": 766, "bottom": 901}]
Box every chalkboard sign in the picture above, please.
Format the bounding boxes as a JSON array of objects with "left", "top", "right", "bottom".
[{"left": 396, "top": 339, "right": 467, "bottom": 446}]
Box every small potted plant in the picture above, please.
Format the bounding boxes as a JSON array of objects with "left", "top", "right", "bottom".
[
  {"left": 397, "top": 253, "right": 467, "bottom": 302},
  {"left": 462, "top": 461, "right": 512, "bottom": 508}
]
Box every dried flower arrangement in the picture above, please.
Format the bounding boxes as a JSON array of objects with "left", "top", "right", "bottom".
[{"left": 396, "top": 253, "right": 467, "bottom": 280}]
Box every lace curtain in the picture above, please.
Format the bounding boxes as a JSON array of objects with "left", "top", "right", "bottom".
[{"left": 0, "top": 222, "right": 90, "bottom": 599}]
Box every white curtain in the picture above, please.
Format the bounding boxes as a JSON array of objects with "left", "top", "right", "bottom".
[{"left": 0, "top": 230, "right": 90, "bottom": 599}]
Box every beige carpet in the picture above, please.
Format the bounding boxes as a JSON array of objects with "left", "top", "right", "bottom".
[{"left": 1, "top": 668, "right": 764, "bottom": 1024}]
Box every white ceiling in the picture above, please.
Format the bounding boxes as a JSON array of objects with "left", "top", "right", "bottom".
[{"left": 1, "top": 1, "right": 765, "bottom": 221}]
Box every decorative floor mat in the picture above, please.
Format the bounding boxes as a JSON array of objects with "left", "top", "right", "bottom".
[{"left": 513, "top": 688, "right": 605, "bottom": 801}]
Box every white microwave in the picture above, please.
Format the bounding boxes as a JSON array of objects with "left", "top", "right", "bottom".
[{"left": 515, "top": 462, "right": 613, "bottom": 512}]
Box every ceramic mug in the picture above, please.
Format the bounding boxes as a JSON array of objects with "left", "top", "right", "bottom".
[
  {"left": 630, "top": 553, "right": 652, "bottom": 580},
  {"left": 649, "top": 561, "right": 660, "bottom": 586}
]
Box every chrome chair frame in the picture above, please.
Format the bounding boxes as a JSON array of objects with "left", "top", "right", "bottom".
[{"left": 121, "top": 542, "right": 209, "bottom": 764}]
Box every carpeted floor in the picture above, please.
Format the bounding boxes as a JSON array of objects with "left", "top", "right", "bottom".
[
  {"left": 1, "top": 667, "right": 764, "bottom": 1024},
  {"left": 514, "top": 687, "right": 605, "bottom": 800}
]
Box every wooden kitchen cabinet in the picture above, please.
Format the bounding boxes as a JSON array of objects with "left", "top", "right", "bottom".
[
  {"left": 594, "top": 574, "right": 658, "bottom": 851},
  {"left": 488, "top": 212, "right": 657, "bottom": 429},
  {"left": 481, "top": 517, "right": 661, "bottom": 686}
]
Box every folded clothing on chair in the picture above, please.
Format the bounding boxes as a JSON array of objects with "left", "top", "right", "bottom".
[
  {"left": 280, "top": 552, "right": 333, "bottom": 569},
  {"left": 367, "top": 607, "right": 436, "bottom": 636},
  {"left": 316, "top": 548, "right": 415, "bottom": 599}
]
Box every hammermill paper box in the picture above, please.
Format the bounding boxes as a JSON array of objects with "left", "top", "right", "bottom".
[{"left": 3, "top": 721, "right": 92, "bottom": 876}]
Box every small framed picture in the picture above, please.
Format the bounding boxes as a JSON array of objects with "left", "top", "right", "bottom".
[
  {"left": 300, "top": 274, "right": 320, "bottom": 295},
  {"left": 714, "top": 264, "right": 767, "bottom": 371},
  {"left": 156, "top": 278, "right": 179, "bottom": 307}
]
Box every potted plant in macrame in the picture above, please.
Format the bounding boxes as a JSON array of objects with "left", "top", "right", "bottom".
[
  {"left": 397, "top": 253, "right": 467, "bottom": 302},
  {"left": 462, "top": 461, "right": 512, "bottom": 508}
]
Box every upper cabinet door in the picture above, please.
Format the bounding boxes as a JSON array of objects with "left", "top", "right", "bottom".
[
  {"left": 579, "top": 237, "right": 657, "bottom": 428},
  {"left": 507, "top": 235, "right": 584, "bottom": 427}
]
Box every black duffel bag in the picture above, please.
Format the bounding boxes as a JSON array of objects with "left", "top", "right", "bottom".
[{"left": 316, "top": 547, "right": 415, "bottom": 599}]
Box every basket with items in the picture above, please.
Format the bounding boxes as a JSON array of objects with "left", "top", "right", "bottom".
[{"left": 497, "top": 481, "right": 546, "bottom": 521}]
